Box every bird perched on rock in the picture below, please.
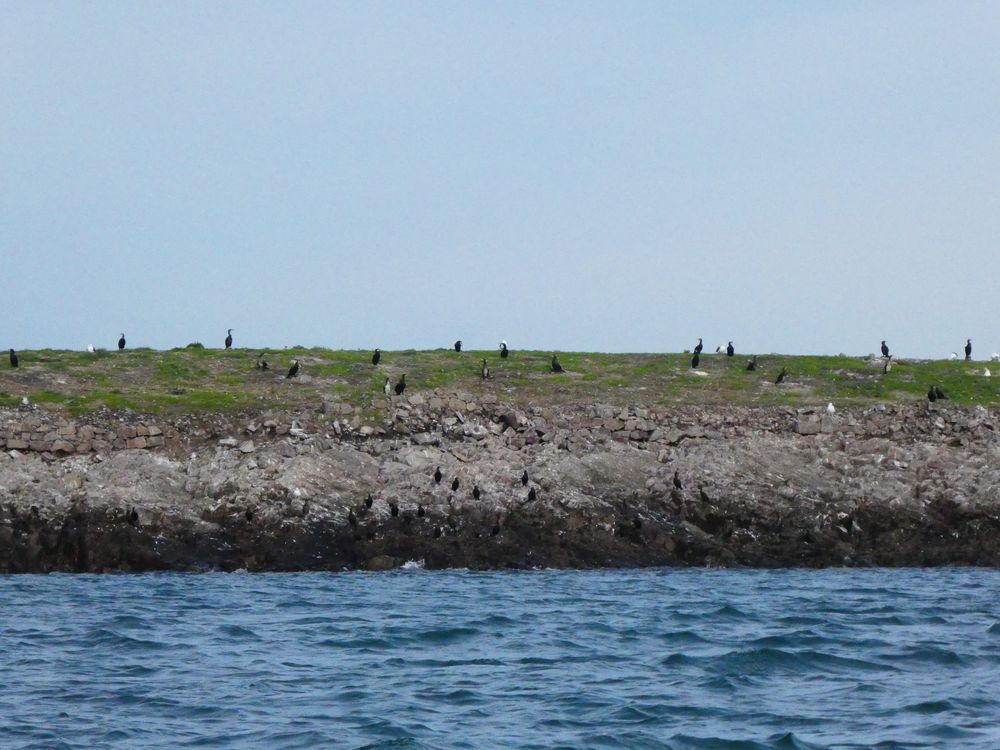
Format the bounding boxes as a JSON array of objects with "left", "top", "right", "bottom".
[
  {"left": 372, "top": 348, "right": 381, "bottom": 366},
  {"left": 775, "top": 368, "right": 787, "bottom": 384},
  {"left": 394, "top": 374, "right": 406, "bottom": 395},
  {"left": 880, "top": 340, "right": 889, "bottom": 358},
  {"left": 746, "top": 356, "right": 757, "bottom": 371},
  {"left": 726, "top": 342, "right": 734, "bottom": 357},
  {"left": 417, "top": 504, "right": 425, "bottom": 518},
  {"left": 127, "top": 506, "right": 139, "bottom": 526},
  {"left": 225, "top": 329, "right": 233, "bottom": 349},
  {"left": 454, "top": 340, "right": 463, "bottom": 352},
  {"left": 451, "top": 477, "right": 460, "bottom": 492},
  {"left": 481, "top": 359, "right": 490, "bottom": 379},
  {"left": 551, "top": 355, "right": 564, "bottom": 373},
  {"left": 927, "top": 385, "right": 937, "bottom": 402},
  {"left": 473, "top": 485, "right": 481, "bottom": 501},
  {"left": 365, "top": 494, "right": 374, "bottom": 509},
  {"left": 691, "top": 353, "right": 700, "bottom": 369},
  {"left": 694, "top": 338, "right": 703, "bottom": 355},
  {"left": 527, "top": 487, "right": 537, "bottom": 502},
  {"left": 118, "top": 333, "right": 126, "bottom": 351},
  {"left": 383, "top": 377, "right": 391, "bottom": 396},
  {"left": 965, "top": 339, "right": 973, "bottom": 361},
  {"left": 433, "top": 526, "right": 442, "bottom": 538},
  {"left": 245, "top": 508, "right": 254, "bottom": 522},
  {"left": 826, "top": 402, "right": 836, "bottom": 415},
  {"left": 286, "top": 360, "right": 300, "bottom": 379},
  {"left": 9, "top": 349, "right": 18, "bottom": 368},
  {"left": 699, "top": 488, "right": 711, "bottom": 503},
  {"left": 348, "top": 509, "right": 357, "bottom": 527},
  {"left": 389, "top": 502, "right": 399, "bottom": 518},
  {"left": 521, "top": 470, "right": 529, "bottom": 486},
  {"left": 673, "top": 470, "right": 683, "bottom": 490},
  {"left": 499, "top": 341, "right": 509, "bottom": 359},
  {"left": 434, "top": 466, "right": 443, "bottom": 484}
]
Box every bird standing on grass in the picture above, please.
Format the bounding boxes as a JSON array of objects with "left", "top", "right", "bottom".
[
  {"left": 965, "top": 339, "right": 973, "bottom": 361},
  {"left": 9, "top": 349, "right": 18, "bottom": 368},
  {"left": 225, "top": 329, "right": 233, "bottom": 349},
  {"left": 551, "top": 355, "right": 564, "bottom": 373},
  {"left": 383, "top": 377, "right": 391, "bottom": 396},
  {"left": 118, "top": 333, "right": 126, "bottom": 351},
  {"left": 286, "top": 360, "right": 300, "bottom": 379},
  {"left": 454, "top": 340, "right": 463, "bottom": 352},
  {"left": 499, "top": 341, "right": 509, "bottom": 359},
  {"left": 372, "top": 348, "right": 381, "bottom": 366},
  {"left": 394, "top": 374, "right": 407, "bottom": 395},
  {"left": 746, "top": 356, "right": 757, "bottom": 371},
  {"left": 481, "top": 359, "right": 490, "bottom": 379},
  {"left": 726, "top": 342, "right": 734, "bottom": 357},
  {"left": 775, "top": 368, "right": 787, "bottom": 384}
]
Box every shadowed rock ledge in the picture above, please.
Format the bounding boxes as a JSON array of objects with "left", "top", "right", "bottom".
[{"left": 2, "top": 394, "right": 999, "bottom": 572}]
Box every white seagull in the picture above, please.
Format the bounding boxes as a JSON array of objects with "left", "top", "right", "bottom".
[{"left": 826, "top": 402, "right": 836, "bottom": 415}]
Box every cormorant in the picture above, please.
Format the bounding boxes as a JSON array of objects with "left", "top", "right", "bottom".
[
  {"left": 965, "top": 339, "right": 972, "bottom": 361},
  {"left": 372, "top": 348, "right": 381, "bottom": 366},
  {"left": 481, "top": 359, "right": 490, "bottom": 379},
  {"left": 691, "top": 353, "right": 700, "bottom": 369},
  {"left": 390, "top": 502, "right": 399, "bottom": 517},
  {"left": 417, "top": 504, "right": 425, "bottom": 518},
  {"left": 127, "top": 506, "right": 139, "bottom": 526},
  {"left": 726, "top": 342, "right": 734, "bottom": 357},
  {"left": 365, "top": 493, "right": 374, "bottom": 509},
  {"left": 934, "top": 386, "right": 948, "bottom": 400},
  {"left": 527, "top": 487, "right": 537, "bottom": 502},
  {"left": 454, "top": 340, "right": 463, "bottom": 352},
  {"left": 521, "top": 470, "right": 529, "bottom": 486},
  {"left": 434, "top": 466, "right": 442, "bottom": 484},
  {"left": 699, "top": 488, "right": 711, "bottom": 503},
  {"left": 551, "top": 355, "right": 564, "bottom": 373},
  {"left": 118, "top": 333, "right": 126, "bottom": 351},
  {"left": 927, "top": 385, "right": 937, "bottom": 402},
  {"left": 348, "top": 510, "right": 357, "bottom": 527},
  {"left": 694, "top": 338, "right": 703, "bottom": 355},
  {"left": 673, "top": 470, "right": 683, "bottom": 490},
  {"left": 499, "top": 341, "right": 509, "bottom": 359},
  {"left": 451, "top": 477, "right": 460, "bottom": 492},
  {"left": 775, "top": 368, "right": 787, "bottom": 384},
  {"left": 225, "top": 329, "right": 233, "bottom": 349},
  {"left": 245, "top": 508, "right": 254, "bottom": 522},
  {"left": 9, "top": 349, "right": 18, "bottom": 368},
  {"left": 433, "top": 526, "right": 442, "bottom": 538},
  {"left": 746, "top": 356, "right": 757, "bottom": 372},
  {"left": 257, "top": 353, "right": 268, "bottom": 370},
  {"left": 286, "top": 360, "right": 300, "bottom": 379},
  {"left": 473, "top": 485, "right": 481, "bottom": 501},
  {"left": 384, "top": 377, "right": 391, "bottom": 396},
  {"left": 394, "top": 374, "right": 406, "bottom": 395},
  {"left": 880, "top": 340, "right": 889, "bottom": 358}
]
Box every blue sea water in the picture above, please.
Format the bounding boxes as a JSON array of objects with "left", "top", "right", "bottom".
[{"left": 2, "top": 568, "right": 999, "bottom": 749}]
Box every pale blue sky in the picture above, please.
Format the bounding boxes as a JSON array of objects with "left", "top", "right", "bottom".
[{"left": 2, "top": 1, "right": 998, "bottom": 357}]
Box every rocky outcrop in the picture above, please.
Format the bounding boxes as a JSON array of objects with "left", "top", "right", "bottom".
[{"left": 2, "top": 394, "right": 999, "bottom": 572}]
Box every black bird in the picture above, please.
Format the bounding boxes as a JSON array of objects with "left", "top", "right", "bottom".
[
  {"left": 417, "top": 504, "right": 425, "bottom": 518},
  {"left": 927, "top": 385, "right": 937, "bottom": 402},
  {"left": 454, "top": 340, "right": 463, "bottom": 352},
  {"left": 694, "top": 338, "right": 703, "bottom": 355},
  {"left": 451, "top": 477, "right": 460, "bottom": 492},
  {"left": 257, "top": 353, "right": 269, "bottom": 370},
  {"left": 118, "top": 333, "right": 126, "bottom": 351},
  {"left": 699, "top": 488, "right": 711, "bottom": 503},
  {"left": 934, "top": 386, "right": 948, "bottom": 400},
  {"left": 880, "top": 340, "right": 889, "bottom": 358},
  {"left": 433, "top": 526, "right": 442, "bottom": 538},
  {"left": 527, "top": 487, "right": 537, "bottom": 502},
  {"left": 127, "top": 506, "right": 139, "bottom": 526},
  {"left": 499, "top": 341, "right": 509, "bottom": 359},
  {"left": 481, "top": 359, "right": 490, "bottom": 379},
  {"left": 775, "top": 367, "right": 787, "bottom": 385},
  {"left": 521, "top": 470, "right": 529, "bottom": 486},
  {"left": 447, "top": 515, "right": 458, "bottom": 530},
  {"left": 691, "top": 353, "right": 700, "bottom": 369},
  {"left": 673, "top": 470, "right": 683, "bottom": 490},
  {"left": 551, "top": 355, "right": 564, "bottom": 373},
  {"left": 365, "top": 493, "right": 374, "bottom": 509},
  {"left": 632, "top": 516, "right": 642, "bottom": 530},
  {"left": 383, "top": 377, "right": 391, "bottom": 396},
  {"left": 245, "top": 508, "right": 254, "bottom": 522},
  {"left": 726, "top": 342, "right": 734, "bottom": 357},
  {"left": 746, "top": 356, "right": 757, "bottom": 372},
  {"left": 473, "top": 485, "right": 481, "bottom": 501},
  {"left": 965, "top": 339, "right": 972, "bottom": 361},
  {"left": 434, "top": 466, "right": 443, "bottom": 484},
  {"left": 225, "top": 329, "right": 233, "bottom": 349},
  {"left": 348, "top": 509, "right": 357, "bottom": 527},
  {"left": 372, "top": 348, "right": 381, "bottom": 366},
  {"left": 286, "top": 360, "right": 300, "bottom": 379},
  {"left": 394, "top": 374, "right": 406, "bottom": 395},
  {"left": 9, "top": 349, "right": 18, "bottom": 368},
  {"left": 389, "top": 502, "right": 399, "bottom": 517}
]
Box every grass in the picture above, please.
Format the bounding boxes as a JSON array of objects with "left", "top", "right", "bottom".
[{"left": 0, "top": 348, "right": 996, "bottom": 416}]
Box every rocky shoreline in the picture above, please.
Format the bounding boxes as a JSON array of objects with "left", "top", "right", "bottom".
[{"left": 2, "top": 392, "right": 1000, "bottom": 573}]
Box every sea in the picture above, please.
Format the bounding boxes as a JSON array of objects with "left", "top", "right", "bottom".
[{"left": 2, "top": 568, "right": 999, "bottom": 749}]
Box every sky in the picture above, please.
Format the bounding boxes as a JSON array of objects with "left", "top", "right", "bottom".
[{"left": 2, "top": 1, "right": 998, "bottom": 358}]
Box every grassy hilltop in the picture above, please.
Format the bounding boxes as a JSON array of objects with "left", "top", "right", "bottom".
[{"left": 1, "top": 347, "right": 997, "bottom": 417}]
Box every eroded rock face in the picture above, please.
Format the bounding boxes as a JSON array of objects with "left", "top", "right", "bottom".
[{"left": 2, "top": 398, "right": 999, "bottom": 572}]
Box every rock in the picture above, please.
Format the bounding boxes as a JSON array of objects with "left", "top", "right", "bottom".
[
  {"left": 239, "top": 440, "right": 256, "bottom": 454},
  {"left": 218, "top": 438, "right": 239, "bottom": 447}
]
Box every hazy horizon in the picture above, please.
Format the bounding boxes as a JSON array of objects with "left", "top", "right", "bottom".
[{"left": 3, "top": 2, "right": 998, "bottom": 359}]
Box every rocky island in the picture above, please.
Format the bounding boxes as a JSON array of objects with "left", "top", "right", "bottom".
[{"left": 2, "top": 347, "right": 998, "bottom": 572}]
